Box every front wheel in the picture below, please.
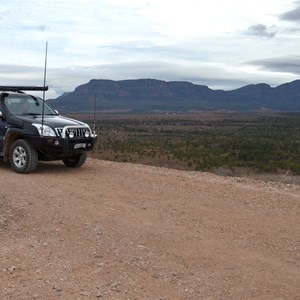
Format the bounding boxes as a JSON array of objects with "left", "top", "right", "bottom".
[
  {"left": 9, "top": 139, "right": 38, "bottom": 173},
  {"left": 62, "top": 153, "right": 87, "bottom": 168}
]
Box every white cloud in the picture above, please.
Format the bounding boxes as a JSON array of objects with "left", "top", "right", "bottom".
[{"left": 0, "top": 0, "right": 298, "bottom": 98}]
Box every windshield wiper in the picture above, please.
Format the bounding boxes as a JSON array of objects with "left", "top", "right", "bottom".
[
  {"left": 21, "top": 113, "right": 40, "bottom": 116},
  {"left": 21, "top": 112, "right": 57, "bottom": 116}
]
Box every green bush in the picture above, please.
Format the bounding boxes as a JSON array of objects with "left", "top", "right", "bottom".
[{"left": 92, "top": 113, "right": 300, "bottom": 175}]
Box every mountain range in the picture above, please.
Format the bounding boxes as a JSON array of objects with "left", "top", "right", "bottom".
[{"left": 47, "top": 79, "right": 300, "bottom": 112}]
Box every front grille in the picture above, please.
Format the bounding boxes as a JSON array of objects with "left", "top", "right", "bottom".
[
  {"left": 67, "top": 127, "right": 86, "bottom": 137},
  {"left": 56, "top": 128, "right": 63, "bottom": 137},
  {"left": 55, "top": 126, "right": 91, "bottom": 138}
]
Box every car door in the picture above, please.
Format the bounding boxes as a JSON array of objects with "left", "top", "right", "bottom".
[{"left": 0, "top": 110, "right": 7, "bottom": 152}]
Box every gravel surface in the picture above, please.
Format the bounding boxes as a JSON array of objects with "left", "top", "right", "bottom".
[{"left": 0, "top": 158, "right": 299, "bottom": 299}]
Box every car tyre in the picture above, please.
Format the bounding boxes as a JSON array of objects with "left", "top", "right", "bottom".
[
  {"left": 62, "top": 153, "right": 87, "bottom": 168},
  {"left": 9, "top": 139, "right": 38, "bottom": 173}
]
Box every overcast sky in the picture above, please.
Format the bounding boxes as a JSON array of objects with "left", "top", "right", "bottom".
[{"left": 0, "top": 0, "right": 299, "bottom": 98}]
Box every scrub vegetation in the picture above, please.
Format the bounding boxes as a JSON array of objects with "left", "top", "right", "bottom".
[{"left": 88, "top": 113, "right": 300, "bottom": 175}]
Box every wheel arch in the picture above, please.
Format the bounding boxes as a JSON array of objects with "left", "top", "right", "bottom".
[{"left": 3, "top": 132, "right": 25, "bottom": 161}]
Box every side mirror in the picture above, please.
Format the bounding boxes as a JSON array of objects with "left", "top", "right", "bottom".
[
  {"left": 54, "top": 110, "right": 59, "bottom": 115},
  {"left": 0, "top": 110, "right": 3, "bottom": 119}
]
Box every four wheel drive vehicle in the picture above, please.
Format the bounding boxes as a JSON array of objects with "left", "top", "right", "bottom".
[{"left": 0, "top": 86, "right": 97, "bottom": 173}]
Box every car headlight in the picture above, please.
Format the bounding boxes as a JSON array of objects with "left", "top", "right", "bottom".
[
  {"left": 84, "top": 130, "right": 90, "bottom": 138},
  {"left": 32, "top": 123, "right": 56, "bottom": 137},
  {"left": 68, "top": 131, "right": 74, "bottom": 138}
]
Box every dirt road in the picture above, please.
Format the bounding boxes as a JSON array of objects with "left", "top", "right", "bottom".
[{"left": 0, "top": 158, "right": 299, "bottom": 299}]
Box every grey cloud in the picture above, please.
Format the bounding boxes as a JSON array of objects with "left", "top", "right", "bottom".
[
  {"left": 100, "top": 40, "right": 211, "bottom": 61},
  {"left": 0, "top": 62, "right": 242, "bottom": 97},
  {"left": 246, "top": 56, "right": 300, "bottom": 74},
  {"left": 1, "top": 60, "right": 296, "bottom": 100},
  {"left": 38, "top": 25, "right": 47, "bottom": 31},
  {"left": 0, "top": 64, "right": 51, "bottom": 96},
  {"left": 46, "top": 61, "right": 270, "bottom": 95},
  {"left": 246, "top": 24, "right": 277, "bottom": 38},
  {"left": 280, "top": 1, "right": 300, "bottom": 23},
  {"left": 0, "top": 64, "right": 42, "bottom": 73}
]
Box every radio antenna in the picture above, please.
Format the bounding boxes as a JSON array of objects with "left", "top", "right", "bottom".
[
  {"left": 93, "top": 93, "right": 97, "bottom": 135},
  {"left": 41, "top": 41, "right": 48, "bottom": 136}
]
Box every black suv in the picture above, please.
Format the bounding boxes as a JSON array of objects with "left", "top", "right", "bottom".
[{"left": 0, "top": 86, "right": 97, "bottom": 173}]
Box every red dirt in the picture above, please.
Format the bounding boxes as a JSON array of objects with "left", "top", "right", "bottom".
[{"left": 0, "top": 158, "right": 299, "bottom": 299}]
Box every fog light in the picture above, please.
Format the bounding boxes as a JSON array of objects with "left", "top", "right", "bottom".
[{"left": 54, "top": 140, "right": 60, "bottom": 146}]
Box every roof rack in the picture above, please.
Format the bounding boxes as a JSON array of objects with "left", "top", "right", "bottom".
[{"left": 0, "top": 86, "right": 48, "bottom": 92}]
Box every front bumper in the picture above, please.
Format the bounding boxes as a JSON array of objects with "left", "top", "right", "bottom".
[{"left": 26, "top": 135, "right": 97, "bottom": 160}]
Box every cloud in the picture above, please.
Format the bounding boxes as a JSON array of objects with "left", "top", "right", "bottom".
[
  {"left": 43, "top": 60, "right": 298, "bottom": 96},
  {"left": 0, "top": 0, "right": 299, "bottom": 98},
  {"left": 246, "top": 56, "right": 300, "bottom": 74},
  {"left": 1, "top": 55, "right": 298, "bottom": 100},
  {"left": 37, "top": 25, "right": 47, "bottom": 32},
  {"left": 280, "top": 1, "right": 300, "bottom": 23},
  {"left": 245, "top": 23, "right": 278, "bottom": 38}
]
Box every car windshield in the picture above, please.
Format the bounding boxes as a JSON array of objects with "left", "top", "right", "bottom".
[{"left": 4, "top": 94, "right": 57, "bottom": 116}]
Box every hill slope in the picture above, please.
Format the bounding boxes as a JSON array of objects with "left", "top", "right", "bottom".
[
  {"left": 1, "top": 158, "right": 299, "bottom": 299},
  {"left": 48, "top": 79, "right": 300, "bottom": 112}
]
